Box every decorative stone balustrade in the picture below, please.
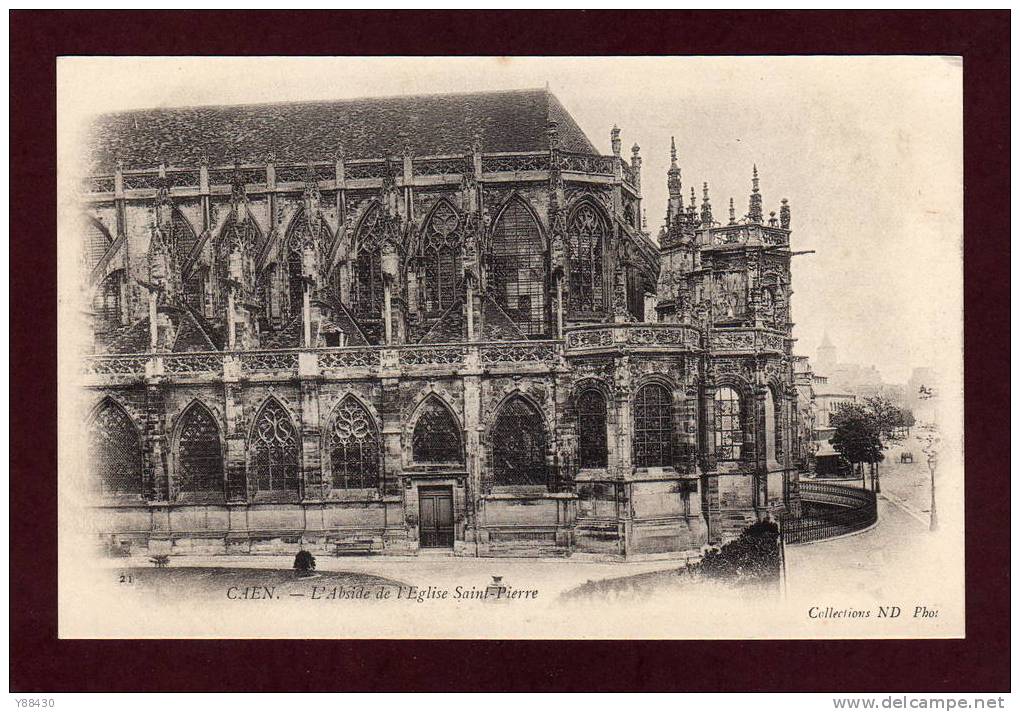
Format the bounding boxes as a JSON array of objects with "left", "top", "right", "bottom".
[
  {"left": 80, "top": 149, "right": 630, "bottom": 200},
  {"left": 80, "top": 340, "right": 565, "bottom": 384},
  {"left": 564, "top": 323, "right": 702, "bottom": 353},
  {"left": 707, "top": 224, "right": 789, "bottom": 248},
  {"left": 480, "top": 152, "right": 551, "bottom": 174},
  {"left": 710, "top": 328, "right": 786, "bottom": 354}
]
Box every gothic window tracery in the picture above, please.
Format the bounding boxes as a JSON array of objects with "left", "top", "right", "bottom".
[
  {"left": 249, "top": 399, "right": 301, "bottom": 494},
  {"left": 577, "top": 388, "right": 608, "bottom": 469},
  {"left": 87, "top": 399, "right": 143, "bottom": 496},
  {"left": 175, "top": 404, "right": 223, "bottom": 498},
  {"left": 633, "top": 384, "right": 673, "bottom": 468},
  {"left": 420, "top": 202, "right": 462, "bottom": 316},
  {"left": 329, "top": 396, "right": 380, "bottom": 489},
  {"left": 353, "top": 205, "right": 385, "bottom": 320},
  {"left": 715, "top": 386, "right": 743, "bottom": 461},
  {"left": 488, "top": 199, "right": 547, "bottom": 336},
  {"left": 567, "top": 203, "right": 607, "bottom": 313},
  {"left": 490, "top": 396, "right": 547, "bottom": 486},
  {"left": 411, "top": 397, "right": 463, "bottom": 464}
]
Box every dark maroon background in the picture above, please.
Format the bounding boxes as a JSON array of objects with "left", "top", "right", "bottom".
[{"left": 10, "top": 10, "right": 1009, "bottom": 692}]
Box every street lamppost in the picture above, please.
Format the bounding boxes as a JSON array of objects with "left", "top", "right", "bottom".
[{"left": 919, "top": 385, "right": 938, "bottom": 532}]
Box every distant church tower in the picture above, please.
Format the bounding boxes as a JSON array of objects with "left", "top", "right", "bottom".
[{"left": 817, "top": 332, "right": 837, "bottom": 374}]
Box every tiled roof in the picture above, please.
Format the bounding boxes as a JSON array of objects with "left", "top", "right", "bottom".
[{"left": 87, "top": 89, "right": 598, "bottom": 172}]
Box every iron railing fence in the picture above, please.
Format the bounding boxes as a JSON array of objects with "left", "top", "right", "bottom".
[{"left": 781, "top": 481, "right": 877, "bottom": 544}]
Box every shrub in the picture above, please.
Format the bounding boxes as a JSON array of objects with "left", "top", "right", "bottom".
[
  {"left": 693, "top": 520, "right": 781, "bottom": 582},
  {"left": 293, "top": 549, "right": 316, "bottom": 573}
]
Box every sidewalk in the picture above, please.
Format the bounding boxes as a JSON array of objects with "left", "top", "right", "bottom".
[
  {"left": 102, "top": 551, "right": 694, "bottom": 600},
  {"left": 784, "top": 498, "right": 943, "bottom": 601}
]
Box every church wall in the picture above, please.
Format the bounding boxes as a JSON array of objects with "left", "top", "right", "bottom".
[{"left": 79, "top": 115, "right": 803, "bottom": 561}]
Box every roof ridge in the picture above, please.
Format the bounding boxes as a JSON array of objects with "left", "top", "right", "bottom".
[
  {"left": 95, "top": 86, "right": 553, "bottom": 119},
  {"left": 88, "top": 87, "right": 598, "bottom": 171}
]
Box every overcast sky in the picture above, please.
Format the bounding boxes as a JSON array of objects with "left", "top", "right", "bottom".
[{"left": 59, "top": 56, "right": 962, "bottom": 384}]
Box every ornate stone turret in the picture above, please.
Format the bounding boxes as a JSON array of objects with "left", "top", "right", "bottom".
[
  {"left": 611, "top": 124, "right": 621, "bottom": 157},
  {"left": 630, "top": 142, "right": 642, "bottom": 193},
  {"left": 729, "top": 197, "right": 737, "bottom": 225},
  {"left": 700, "top": 182, "right": 713, "bottom": 227},
  {"left": 748, "top": 164, "right": 763, "bottom": 223},
  {"left": 666, "top": 137, "right": 683, "bottom": 227},
  {"left": 780, "top": 198, "right": 791, "bottom": 229}
]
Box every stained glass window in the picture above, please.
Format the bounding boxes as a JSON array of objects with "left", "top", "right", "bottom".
[
  {"left": 329, "top": 396, "right": 380, "bottom": 489},
  {"left": 412, "top": 398, "right": 462, "bottom": 463},
  {"left": 577, "top": 388, "right": 608, "bottom": 469},
  {"left": 87, "top": 399, "right": 143, "bottom": 496},
  {"left": 287, "top": 232, "right": 305, "bottom": 319},
  {"left": 633, "top": 384, "right": 673, "bottom": 468},
  {"left": 491, "top": 396, "right": 547, "bottom": 486},
  {"left": 420, "top": 201, "right": 462, "bottom": 316},
  {"left": 488, "top": 199, "right": 546, "bottom": 336},
  {"left": 715, "top": 386, "right": 743, "bottom": 461},
  {"left": 175, "top": 403, "right": 223, "bottom": 498},
  {"left": 567, "top": 204, "right": 606, "bottom": 313},
  {"left": 250, "top": 399, "right": 301, "bottom": 494},
  {"left": 353, "top": 205, "right": 385, "bottom": 319},
  {"left": 92, "top": 270, "right": 123, "bottom": 332}
]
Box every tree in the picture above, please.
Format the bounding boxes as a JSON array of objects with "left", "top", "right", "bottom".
[
  {"left": 861, "top": 396, "right": 906, "bottom": 492},
  {"left": 899, "top": 408, "right": 916, "bottom": 437},
  {"left": 829, "top": 404, "right": 884, "bottom": 490},
  {"left": 863, "top": 396, "right": 905, "bottom": 441}
]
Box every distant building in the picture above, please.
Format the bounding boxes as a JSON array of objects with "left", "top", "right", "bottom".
[
  {"left": 814, "top": 332, "right": 885, "bottom": 398},
  {"left": 792, "top": 355, "right": 816, "bottom": 468}
]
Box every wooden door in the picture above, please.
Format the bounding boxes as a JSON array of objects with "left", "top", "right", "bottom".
[{"left": 419, "top": 487, "right": 454, "bottom": 548}]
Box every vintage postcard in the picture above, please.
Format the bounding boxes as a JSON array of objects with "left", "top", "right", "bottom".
[{"left": 56, "top": 56, "right": 964, "bottom": 639}]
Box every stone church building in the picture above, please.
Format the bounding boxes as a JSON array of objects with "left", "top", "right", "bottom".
[{"left": 78, "top": 89, "right": 802, "bottom": 559}]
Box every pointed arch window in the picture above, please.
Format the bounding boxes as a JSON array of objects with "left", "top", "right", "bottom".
[
  {"left": 353, "top": 205, "right": 385, "bottom": 319},
  {"left": 87, "top": 399, "right": 143, "bottom": 496},
  {"left": 488, "top": 199, "right": 547, "bottom": 336},
  {"left": 287, "top": 232, "right": 305, "bottom": 319},
  {"left": 420, "top": 202, "right": 462, "bottom": 316},
  {"left": 633, "top": 383, "right": 673, "bottom": 468},
  {"left": 567, "top": 203, "right": 607, "bottom": 313},
  {"left": 250, "top": 400, "right": 301, "bottom": 494},
  {"left": 412, "top": 398, "right": 463, "bottom": 464},
  {"left": 577, "top": 388, "right": 609, "bottom": 469},
  {"left": 329, "top": 396, "right": 380, "bottom": 489},
  {"left": 491, "top": 396, "right": 547, "bottom": 486},
  {"left": 175, "top": 404, "right": 224, "bottom": 499},
  {"left": 715, "top": 386, "right": 743, "bottom": 461}
]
